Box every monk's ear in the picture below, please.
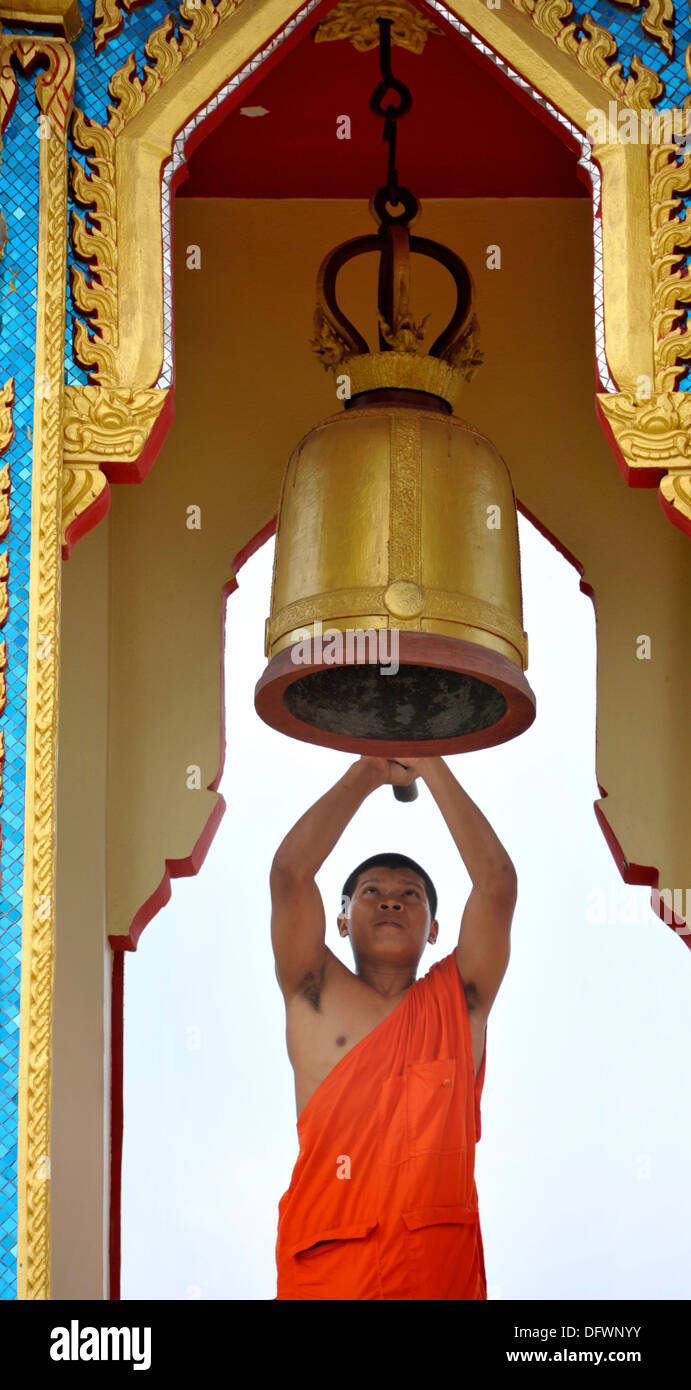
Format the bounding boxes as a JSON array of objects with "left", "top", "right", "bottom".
[
  {"left": 428, "top": 918, "right": 440, "bottom": 944},
  {"left": 337, "top": 912, "right": 349, "bottom": 938}
]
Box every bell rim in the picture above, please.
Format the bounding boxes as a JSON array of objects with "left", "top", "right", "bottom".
[{"left": 254, "top": 632, "right": 536, "bottom": 756}]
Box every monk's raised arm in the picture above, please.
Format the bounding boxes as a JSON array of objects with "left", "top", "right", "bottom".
[
  {"left": 399, "top": 756, "right": 517, "bottom": 1018},
  {"left": 270, "top": 758, "right": 387, "bottom": 1000}
]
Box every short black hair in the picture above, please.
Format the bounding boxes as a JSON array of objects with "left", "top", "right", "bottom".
[{"left": 341, "top": 853, "right": 437, "bottom": 920}]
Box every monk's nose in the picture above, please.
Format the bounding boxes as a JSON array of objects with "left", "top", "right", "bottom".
[{"left": 380, "top": 902, "right": 402, "bottom": 911}]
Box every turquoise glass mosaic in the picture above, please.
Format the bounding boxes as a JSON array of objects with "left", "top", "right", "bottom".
[{"left": 0, "top": 68, "right": 40, "bottom": 1304}]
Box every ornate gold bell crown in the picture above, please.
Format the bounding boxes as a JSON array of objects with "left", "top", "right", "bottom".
[
  {"left": 309, "top": 21, "right": 482, "bottom": 410},
  {"left": 310, "top": 184, "right": 484, "bottom": 409}
]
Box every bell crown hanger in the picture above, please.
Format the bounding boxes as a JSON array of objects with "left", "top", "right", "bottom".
[
  {"left": 310, "top": 194, "right": 483, "bottom": 408},
  {"left": 309, "top": 15, "right": 483, "bottom": 409}
]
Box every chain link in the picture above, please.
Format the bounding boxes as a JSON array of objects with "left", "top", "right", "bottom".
[{"left": 369, "top": 18, "right": 413, "bottom": 209}]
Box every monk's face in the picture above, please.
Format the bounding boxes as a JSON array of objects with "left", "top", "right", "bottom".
[{"left": 337, "top": 866, "right": 439, "bottom": 967}]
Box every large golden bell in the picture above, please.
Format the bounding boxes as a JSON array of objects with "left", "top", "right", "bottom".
[{"left": 254, "top": 195, "right": 536, "bottom": 754}]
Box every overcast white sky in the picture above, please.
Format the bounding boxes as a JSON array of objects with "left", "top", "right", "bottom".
[{"left": 122, "top": 516, "right": 691, "bottom": 1300}]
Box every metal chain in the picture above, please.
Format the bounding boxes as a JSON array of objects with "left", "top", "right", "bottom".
[{"left": 369, "top": 17, "right": 412, "bottom": 208}]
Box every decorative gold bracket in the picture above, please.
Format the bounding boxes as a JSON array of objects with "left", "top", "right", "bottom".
[
  {"left": 0, "top": 0, "right": 83, "bottom": 41},
  {"left": 597, "top": 391, "right": 691, "bottom": 535}
]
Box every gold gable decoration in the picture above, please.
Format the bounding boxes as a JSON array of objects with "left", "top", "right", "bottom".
[
  {"left": 512, "top": 0, "right": 663, "bottom": 106},
  {"left": 313, "top": 0, "right": 443, "bottom": 52},
  {"left": 604, "top": 0, "right": 674, "bottom": 59}
]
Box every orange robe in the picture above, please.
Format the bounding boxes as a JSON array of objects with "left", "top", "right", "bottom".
[{"left": 275, "top": 949, "right": 487, "bottom": 1300}]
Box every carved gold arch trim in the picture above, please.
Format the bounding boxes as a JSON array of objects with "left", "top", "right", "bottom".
[
  {"left": 69, "top": 0, "right": 664, "bottom": 403},
  {"left": 62, "top": 0, "right": 691, "bottom": 540}
]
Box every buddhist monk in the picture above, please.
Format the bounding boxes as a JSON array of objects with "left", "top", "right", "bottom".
[{"left": 270, "top": 754, "right": 517, "bottom": 1300}]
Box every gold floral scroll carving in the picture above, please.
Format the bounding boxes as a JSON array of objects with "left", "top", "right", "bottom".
[
  {"left": 510, "top": 0, "right": 663, "bottom": 106},
  {"left": 604, "top": 0, "right": 674, "bottom": 59},
  {"left": 595, "top": 140, "right": 691, "bottom": 538}
]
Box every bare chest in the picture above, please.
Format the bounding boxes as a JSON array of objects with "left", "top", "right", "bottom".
[
  {"left": 286, "top": 986, "right": 400, "bottom": 1118},
  {"left": 285, "top": 974, "right": 486, "bottom": 1120}
]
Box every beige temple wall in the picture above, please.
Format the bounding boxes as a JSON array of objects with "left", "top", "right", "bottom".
[
  {"left": 53, "top": 512, "right": 111, "bottom": 1300},
  {"left": 52, "top": 195, "right": 690, "bottom": 1293},
  {"left": 106, "top": 196, "right": 690, "bottom": 941}
]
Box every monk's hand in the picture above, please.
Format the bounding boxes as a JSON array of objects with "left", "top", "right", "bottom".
[{"left": 358, "top": 756, "right": 430, "bottom": 787}]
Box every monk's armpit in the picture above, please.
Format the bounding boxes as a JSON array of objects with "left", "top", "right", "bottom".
[{"left": 300, "top": 961, "right": 327, "bottom": 1011}]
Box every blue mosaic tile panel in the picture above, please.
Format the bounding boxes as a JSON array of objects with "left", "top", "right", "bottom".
[{"left": 0, "top": 70, "right": 41, "bottom": 1304}]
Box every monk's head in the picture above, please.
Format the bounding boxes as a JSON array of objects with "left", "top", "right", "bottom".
[{"left": 338, "top": 853, "right": 439, "bottom": 971}]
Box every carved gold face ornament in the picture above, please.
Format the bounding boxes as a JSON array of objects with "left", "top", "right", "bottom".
[{"left": 254, "top": 18, "right": 536, "bottom": 786}]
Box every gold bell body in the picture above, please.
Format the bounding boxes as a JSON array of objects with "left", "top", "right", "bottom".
[
  {"left": 255, "top": 387, "right": 535, "bottom": 754},
  {"left": 255, "top": 170, "right": 536, "bottom": 754}
]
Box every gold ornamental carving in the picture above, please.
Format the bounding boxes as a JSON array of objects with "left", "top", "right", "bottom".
[
  {"left": 384, "top": 579, "right": 426, "bottom": 618},
  {"left": 603, "top": 0, "right": 674, "bottom": 58},
  {"left": 597, "top": 390, "right": 691, "bottom": 532},
  {"left": 68, "top": 109, "right": 170, "bottom": 542},
  {"left": 511, "top": 0, "right": 663, "bottom": 107},
  {"left": 0, "top": 376, "right": 14, "bottom": 457},
  {"left": 388, "top": 414, "right": 422, "bottom": 585},
  {"left": 69, "top": 108, "right": 118, "bottom": 385},
  {"left": 105, "top": 0, "right": 241, "bottom": 135},
  {"left": 313, "top": 0, "right": 443, "bottom": 52},
  {"left": 268, "top": 586, "right": 529, "bottom": 659},
  {"left": 650, "top": 144, "right": 691, "bottom": 393},
  {"left": 92, "top": 0, "right": 159, "bottom": 54},
  {"left": 65, "top": 0, "right": 675, "bottom": 425},
  {"left": 0, "top": 35, "right": 76, "bottom": 1301},
  {"left": 63, "top": 384, "right": 168, "bottom": 459}
]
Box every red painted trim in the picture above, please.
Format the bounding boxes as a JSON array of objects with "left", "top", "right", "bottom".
[
  {"left": 254, "top": 631, "right": 537, "bottom": 755},
  {"left": 594, "top": 397, "right": 667, "bottom": 490},
  {"left": 593, "top": 800, "right": 690, "bottom": 949},
  {"left": 99, "top": 387, "right": 176, "bottom": 487},
  {"left": 108, "top": 518, "right": 280, "bottom": 955},
  {"left": 109, "top": 949, "right": 124, "bottom": 1301},
  {"left": 515, "top": 498, "right": 689, "bottom": 948},
  {"left": 107, "top": 793, "right": 227, "bottom": 954},
  {"left": 62, "top": 391, "right": 177, "bottom": 561},
  {"left": 659, "top": 485, "right": 691, "bottom": 540}
]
